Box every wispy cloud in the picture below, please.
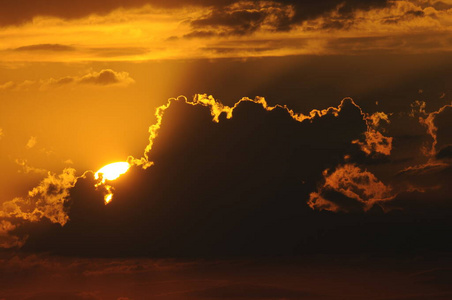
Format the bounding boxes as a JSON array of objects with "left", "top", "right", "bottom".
[{"left": 0, "top": 69, "right": 135, "bottom": 92}]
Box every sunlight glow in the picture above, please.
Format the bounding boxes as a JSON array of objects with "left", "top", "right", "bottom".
[
  {"left": 94, "top": 162, "right": 130, "bottom": 205},
  {"left": 95, "top": 162, "right": 130, "bottom": 182}
]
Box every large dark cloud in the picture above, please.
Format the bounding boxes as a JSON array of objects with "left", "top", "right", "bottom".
[
  {"left": 0, "top": 0, "right": 389, "bottom": 28},
  {"left": 187, "top": 0, "right": 389, "bottom": 36},
  {"left": 12, "top": 97, "right": 452, "bottom": 258}
]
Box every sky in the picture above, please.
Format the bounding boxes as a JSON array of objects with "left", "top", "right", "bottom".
[{"left": 1, "top": 0, "right": 452, "bottom": 299}]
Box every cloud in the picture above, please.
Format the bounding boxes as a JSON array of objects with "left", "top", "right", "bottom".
[
  {"left": 1, "top": 94, "right": 452, "bottom": 256},
  {"left": 392, "top": 101, "right": 452, "bottom": 192},
  {"left": 11, "top": 95, "right": 371, "bottom": 256},
  {"left": 0, "top": 220, "right": 26, "bottom": 248},
  {"left": 76, "top": 69, "right": 135, "bottom": 86},
  {"left": 15, "top": 159, "right": 47, "bottom": 175},
  {"left": 352, "top": 111, "right": 393, "bottom": 156},
  {"left": 410, "top": 100, "right": 452, "bottom": 157},
  {"left": 1, "top": 1, "right": 451, "bottom": 62},
  {"left": 13, "top": 44, "right": 76, "bottom": 52},
  {"left": 41, "top": 69, "right": 135, "bottom": 88},
  {"left": 26, "top": 136, "right": 37, "bottom": 149},
  {"left": 186, "top": 0, "right": 392, "bottom": 36},
  {"left": 189, "top": 1, "right": 296, "bottom": 36},
  {"left": 0, "top": 168, "right": 79, "bottom": 248},
  {"left": 0, "top": 0, "right": 389, "bottom": 27},
  {"left": 183, "top": 0, "right": 450, "bottom": 39},
  {"left": 0, "top": 81, "right": 16, "bottom": 90},
  {"left": 87, "top": 47, "right": 149, "bottom": 58},
  {"left": 308, "top": 164, "right": 395, "bottom": 212},
  {"left": 0, "top": 69, "right": 135, "bottom": 92},
  {"left": 0, "top": 80, "right": 34, "bottom": 91}
]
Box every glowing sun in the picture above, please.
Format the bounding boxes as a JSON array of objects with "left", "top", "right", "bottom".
[{"left": 95, "top": 162, "right": 130, "bottom": 182}]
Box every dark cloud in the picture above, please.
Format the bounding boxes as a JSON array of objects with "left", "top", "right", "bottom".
[
  {"left": 13, "top": 44, "right": 76, "bottom": 52},
  {"left": 325, "top": 32, "right": 452, "bottom": 54},
  {"left": 189, "top": 1, "right": 295, "bottom": 36},
  {"left": 186, "top": 0, "right": 389, "bottom": 36},
  {"left": 0, "top": 0, "right": 389, "bottom": 28},
  {"left": 382, "top": 9, "right": 426, "bottom": 25},
  {"left": 10, "top": 97, "right": 451, "bottom": 258},
  {"left": 88, "top": 47, "right": 149, "bottom": 58},
  {"left": 20, "top": 98, "right": 367, "bottom": 256},
  {"left": 77, "top": 69, "right": 129, "bottom": 85},
  {"left": 53, "top": 76, "right": 75, "bottom": 85}
]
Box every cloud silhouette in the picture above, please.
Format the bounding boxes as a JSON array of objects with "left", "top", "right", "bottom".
[{"left": 0, "top": 94, "right": 451, "bottom": 257}]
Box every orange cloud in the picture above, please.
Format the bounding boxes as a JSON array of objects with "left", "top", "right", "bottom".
[
  {"left": 26, "top": 136, "right": 37, "bottom": 149},
  {"left": 0, "top": 1, "right": 451, "bottom": 62},
  {"left": 15, "top": 159, "right": 47, "bottom": 175},
  {"left": 308, "top": 164, "right": 395, "bottom": 212},
  {"left": 0, "top": 220, "right": 26, "bottom": 248},
  {"left": 352, "top": 111, "right": 393, "bottom": 156},
  {"left": 0, "top": 168, "right": 80, "bottom": 248},
  {"left": 411, "top": 100, "right": 452, "bottom": 157}
]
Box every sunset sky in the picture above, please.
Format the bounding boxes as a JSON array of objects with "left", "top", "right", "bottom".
[{"left": 1, "top": 1, "right": 452, "bottom": 299}]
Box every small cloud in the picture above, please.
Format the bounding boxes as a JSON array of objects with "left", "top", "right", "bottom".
[
  {"left": 0, "top": 128, "right": 3, "bottom": 139},
  {"left": 88, "top": 47, "right": 149, "bottom": 58},
  {"left": 26, "top": 136, "right": 37, "bottom": 149},
  {"left": 0, "top": 219, "right": 25, "bottom": 248},
  {"left": 308, "top": 164, "right": 395, "bottom": 212},
  {"left": 77, "top": 69, "right": 135, "bottom": 86},
  {"left": 353, "top": 111, "right": 393, "bottom": 156},
  {"left": 63, "top": 159, "right": 74, "bottom": 165},
  {"left": 1, "top": 70, "right": 134, "bottom": 92},
  {"left": 40, "top": 69, "right": 135, "bottom": 90},
  {"left": 0, "top": 81, "right": 16, "bottom": 90},
  {"left": 0, "top": 80, "right": 35, "bottom": 91},
  {"left": 52, "top": 76, "right": 75, "bottom": 85},
  {"left": 15, "top": 158, "right": 47, "bottom": 175}
]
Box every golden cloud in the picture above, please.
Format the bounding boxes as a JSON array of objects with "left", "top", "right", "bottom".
[{"left": 0, "top": 1, "right": 451, "bottom": 62}]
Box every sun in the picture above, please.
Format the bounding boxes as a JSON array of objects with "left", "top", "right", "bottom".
[
  {"left": 94, "top": 161, "right": 130, "bottom": 204},
  {"left": 95, "top": 162, "right": 130, "bottom": 182}
]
